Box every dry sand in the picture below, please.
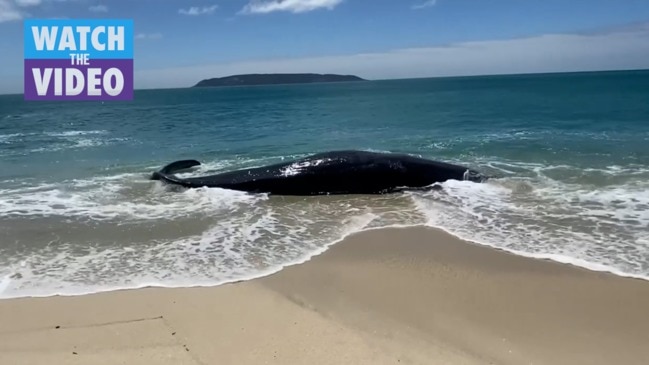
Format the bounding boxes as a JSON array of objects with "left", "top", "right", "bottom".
[{"left": 1, "top": 226, "right": 649, "bottom": 365}]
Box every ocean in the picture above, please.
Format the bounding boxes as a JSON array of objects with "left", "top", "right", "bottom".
[{"left": 1, "top": 70, "right": 648, "bottom": 299}]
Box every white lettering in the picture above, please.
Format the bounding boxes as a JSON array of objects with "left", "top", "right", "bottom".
[
  {"left": 54, "top": 68, "right": 63, "bottom": 95},
  {"left": 66, "top": 69, "right": 84, "bottom": 96},
  {"left": 91, "top": 26, "right": 106, "bottom": 51},
  {"left": 68, "top": 53, "right": 91, "bottom": 65},
  {"left": 31, "top": 26, "right": 57, "bottom": 51},
  {"left": 76, "top": 26, "right": 90, "bottom": 51},
  {"left": 31, "top": 24, "right": 127, "bottom": 54},
  {"left": 87, "top": 68, "right": 102, "bottom": 96},
  {"left": 32, "top": 68, "right": 53, "bottom": 96},
  {"left": 103, "top": 68, "right": 124, "bottom": 96},
  {"left": 58, "top": 26, "right": 76, "bottom": 51},
  {"left": 107, "top": 26, "right": 124, "bottom": 51},
  {"left": 30, "top": 64, "right": 129, "bottom": 98}
]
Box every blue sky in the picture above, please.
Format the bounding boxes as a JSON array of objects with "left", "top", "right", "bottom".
[{"left": 2, "top": 0, "right": 649, "bottom": 93}]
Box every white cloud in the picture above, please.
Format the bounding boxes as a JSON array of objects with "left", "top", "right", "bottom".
[
  {"left": 133, "top": 24, "right": 649, "bottom": 89},
  {"left": 0, "top": 0, "right": 41, "bottom": 23},
  {"left": 15, "top": 0, "right": 41, "bottom": 6},
  {"left": 178, "top": 4, "right": 218, "bottom": 16},
  {"left": 0, "top": 1, "right": 22, "bottom": 23},
  {"left": 412, "top": 0, "right": 436, "bottom": 10},
  {"left": 135, "top": 32, "right": 163, "bottom": 40},
  {"left": 88, "top": 4, "right": 107, "bottom": 13},
  {"left": 240, "top": 0, "right": 343, "bottom": 14}
]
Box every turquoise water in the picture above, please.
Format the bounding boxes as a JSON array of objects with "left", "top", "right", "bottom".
[{"left": 1, "top": 70, "right": 648, "bottom": 298}]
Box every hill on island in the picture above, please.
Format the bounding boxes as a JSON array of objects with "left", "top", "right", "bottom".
[{"left": 193, "top": 73, "right": 366, "bottom": 87}]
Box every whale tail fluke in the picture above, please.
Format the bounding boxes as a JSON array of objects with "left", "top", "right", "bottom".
[{"left": 151, "top": 159, "right": 201, "bottom": 183}]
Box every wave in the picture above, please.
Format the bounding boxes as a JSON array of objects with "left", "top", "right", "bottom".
[
  {"left": 0, "top": 130, "right": 107, "bottom": 140},
  {"left": 0, "top": 206, "right": 380, "bottom": 299},
  {"left": 28, "top": 137, "right": 132, "bottom": 153},
  {"left": 0, "top": 173, "right": 265, "bottom": 221},
  {"left": 0, "top": 130, "right": 130, "bottom": 157},
  {"left": 0, "top": 157, "right": 648, "bottom": 299},
  {"left": 409, "top": 174, "right": 649, "bottom": 279},
  {"left": 43, "top": 130, "right": 109, "bottom": 137}
]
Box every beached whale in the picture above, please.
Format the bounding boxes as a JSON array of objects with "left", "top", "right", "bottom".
[{"left": 150, "top": 150, "right": 488, "bottom": 195}]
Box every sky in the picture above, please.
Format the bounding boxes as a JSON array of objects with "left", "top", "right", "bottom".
[{"left": 1, "top": 0, "right": 649, "bottom": 93}]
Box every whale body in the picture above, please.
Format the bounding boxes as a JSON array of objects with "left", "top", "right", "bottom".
[{"left": 150, "top": 150, "right": 488, "bottom": 196}]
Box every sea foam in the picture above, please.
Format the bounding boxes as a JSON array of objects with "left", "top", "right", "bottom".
[
  {"left": 408, "top": 164, "right": 649, "bottom": 280},
  {"left": 1, "top": 157, "right": 648, "bottom": 299}
]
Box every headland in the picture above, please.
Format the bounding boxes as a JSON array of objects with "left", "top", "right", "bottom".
[{"left": 192, "top": 73, "right": 366, "bottom": 87}]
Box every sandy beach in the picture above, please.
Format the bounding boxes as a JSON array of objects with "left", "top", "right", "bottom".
[{"left": 2, "top": 226, "right": 649, "bottom": 365}]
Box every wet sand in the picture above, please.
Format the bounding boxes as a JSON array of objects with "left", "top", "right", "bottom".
[{"left": 2, "top": 226, "right": 649, "bottom": 364}]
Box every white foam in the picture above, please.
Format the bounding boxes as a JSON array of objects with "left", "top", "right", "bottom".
[
  {"left": 0, "top": 173, "right": 266, "bottom": 221},
  {"left": 409, "top": 174, "right": 649, "bottom": 280},
  {"left": 44, "top": 130, "right": 108, "bottom": 137},
  {"left": 0, "top": 164, "right": 419, "bottom": 299},
  {"left": 2, "top": 156, "right": 649, "bottom": 300},
  {"left": 0, "top": 275, "right": 11, "bottom": 296},
  {"left": 28, "top": 137, "right": 131, "bottom": 153},
  {"left": 0, "top": 133, "right": 30, "bottom": 143},
  {"left": 0, "top": 207, "right": 378, "bottom": 299},
  {"left": 0, "top": 130, "right": 128, "bottom": 155}
]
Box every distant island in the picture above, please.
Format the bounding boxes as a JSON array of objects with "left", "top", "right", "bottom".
[{"left": 192, "top": 73, "right": 366, "bottom": 87}]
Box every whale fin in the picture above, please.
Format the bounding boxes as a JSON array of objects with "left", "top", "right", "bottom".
[
  {"left": 159, "top": 159, "right": 201, "bottom": 175},
  {"left": 151, "top": 159, "right": 201, "bottom": 182}
]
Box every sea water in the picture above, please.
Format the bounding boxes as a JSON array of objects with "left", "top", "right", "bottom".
[{"left": 1, "top": 70, "right": 648, "bottom": 298}]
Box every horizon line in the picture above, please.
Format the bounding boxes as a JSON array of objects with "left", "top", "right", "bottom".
[{"left": 2, "top": 67, "right": 648, "bottom": 96}]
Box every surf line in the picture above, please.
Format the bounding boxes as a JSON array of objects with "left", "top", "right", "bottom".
[{"left": 23, "top": 19, "right": 134, "bottom": 101}]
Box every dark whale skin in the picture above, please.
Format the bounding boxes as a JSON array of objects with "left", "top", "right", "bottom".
[{"left": 151, "top": 150, "right": 488, "bottom": 196}]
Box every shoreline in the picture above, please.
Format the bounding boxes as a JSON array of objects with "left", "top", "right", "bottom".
[
  {"left": 2, "top": 225, "right": 649, "bottom": 364},
  {"left": 422, "top": 224, "right": 649, "bottom": 282},
  {"left": 1, "top": 223, "right": 647, "bottom": 301}
]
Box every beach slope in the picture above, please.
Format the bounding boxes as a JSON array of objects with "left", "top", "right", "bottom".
[{"left": 1, "top": 227, "right": 648, "bottom": 364}]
